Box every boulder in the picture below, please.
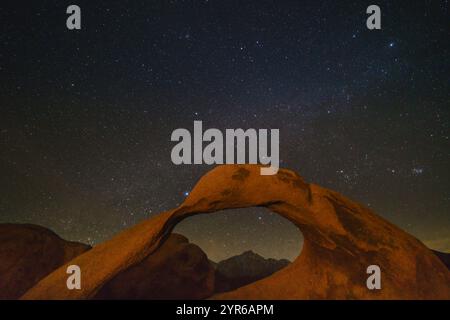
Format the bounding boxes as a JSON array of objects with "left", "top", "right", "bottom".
[
  {"left": 0, "top": 223, "right": 90, "bottom": 299},
  {"left": 94, "top": 233, "right": 215, "bottom": 299}
]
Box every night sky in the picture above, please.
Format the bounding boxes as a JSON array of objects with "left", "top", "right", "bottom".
[{"left": 0, "top": 1, "right": 449, "bottom": 262}]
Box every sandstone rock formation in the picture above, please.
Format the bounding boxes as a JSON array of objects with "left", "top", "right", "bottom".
[
  {"left": 94, "top": 233, "right": 215, "bottom": 299},
  {"left": 0, "top": 224, "right": 90, "bottom": 299},
  {"left": 0, "top": 224, "right": 215, "bottom": 300},
  {"left": 22, "top": 165, "right": 450, "bottom": 300}
]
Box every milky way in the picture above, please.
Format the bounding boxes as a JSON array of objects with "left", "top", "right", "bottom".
[{"left": 0, "top": 1, "right": 449, "bottom": 260}]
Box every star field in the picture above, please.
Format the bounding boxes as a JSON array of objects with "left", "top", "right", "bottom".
[{"left": 0, "top": 0, "right": 449, "bottom": 260}]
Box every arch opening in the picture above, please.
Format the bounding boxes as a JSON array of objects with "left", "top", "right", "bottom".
[{"left": 173, "top": 206, "right": 303, "bottom": 295}]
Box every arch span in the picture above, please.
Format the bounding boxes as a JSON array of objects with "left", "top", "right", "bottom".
[
  {"left": 173, "top": 206, "right": 303, "bottom": 263},
  {"left": 22, "top": 165, "right": 450, "bottom": 300}
]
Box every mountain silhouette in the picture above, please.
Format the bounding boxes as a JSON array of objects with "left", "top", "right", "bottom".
[
  {"left": 432, "top": 250, "right": 450, "bottom": 270},
  {"left": 214, "top": 250, "right": 290, "bottom": 293}
]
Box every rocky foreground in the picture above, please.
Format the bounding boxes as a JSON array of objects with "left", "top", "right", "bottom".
[
  {"left": 0, "top": 224, "right": 289, "bottom": 299},
  {"left": 1, "top": 165, "right": 449, "bottom": 299}
]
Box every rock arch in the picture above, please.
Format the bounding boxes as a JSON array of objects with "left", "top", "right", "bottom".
[{"left": 22, "top": 165, "right": 450, "bottom": 299}]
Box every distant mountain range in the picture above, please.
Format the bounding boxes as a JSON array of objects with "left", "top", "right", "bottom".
[
  {"left": 432, "top": 250, "right": 450, "bottom": 269},
  {"left": 213, "top": 250, "right": 290, "bottom": 293}
]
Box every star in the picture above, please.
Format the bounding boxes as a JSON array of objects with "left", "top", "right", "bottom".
[{"left": 0, "top": 0, "right": 447, "bottom": 263}]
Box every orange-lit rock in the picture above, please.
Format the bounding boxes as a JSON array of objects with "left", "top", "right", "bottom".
[
  {"left": 94, "top": 233, "right": 215, "bottom": 299},
  {"left": 22, "top": 165, "right": 450, "bottom": 300}
]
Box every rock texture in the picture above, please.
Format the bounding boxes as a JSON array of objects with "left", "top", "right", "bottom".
[
  {"left": 22, "top": 165, "right": 450, "bottom": 300},
  {"left": 214, "top": 250, "right": 290, "bottom": 293},
  {"left": 94, "top": 233, "right": 215, "bottom": 299},
  {"left": 0, "top": 225, "right": 214, "bottom": 300},
  {"left": 0, "top": 224, "right": 90, "bottom": 299}
]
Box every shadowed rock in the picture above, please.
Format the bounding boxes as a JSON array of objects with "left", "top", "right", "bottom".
[
  {"left": 0, "top": 224, "right": 90, "bottom": 299},
  {"left": 0, "top": 225, "right": 214, "bottom": 300},
  {"left": 22, "top": 165, "right": 450, "bottom": 300},
  {"left": 94, "top": 233, "right": 215, "bottom": 299}
]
